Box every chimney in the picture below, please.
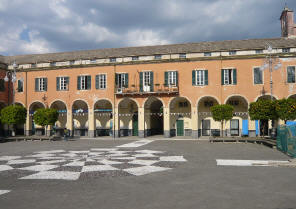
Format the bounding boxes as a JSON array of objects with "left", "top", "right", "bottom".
[{"left": 280, "top": 7, "right": 296, "bottom": 38}]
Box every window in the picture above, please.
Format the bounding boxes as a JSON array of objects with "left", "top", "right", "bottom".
[
  {"left": 179, "top": 102, "right": 188, "bottom": 108},
  {"left": 35, "top": 78, "right": 47, "bottom": 92},
  {"left": 139, "top": 71, "right": 153, "bottom": 92},
  {"left": 221, "top": 69, "right": 237, "bottom": 85},
  {"left": 255, "top": 49, "right": 263, "bottom": 54},
  {"left": 110, "top": 57, "right": 116, "bottom": 62},
  {"left": 192, "top": 70, "right": 208, "bottom": 86},
  {"left": 229, "top": 51, "right": 236, "bottom": 55},
  {"left": 132, "top": 56, "right": 139, "bottom": 61},
  {"left": 95, "top": 74, "right": 107, "bottom": 89},
  {"left": 0, "top": 79, "right": 5, "bottom": 92},
  {"left": 31, "top": 63, "right": 37, "bottom": 68},
  {"left": 204, "top": 52, "right": 211, "bottom": 57},
  {"left": 50, "top": 62, "right": 56, "bottom": 67},
  {"left": 56, "top": 77, "right": 69, "bottom": 91},
  {"left": 287, "top": 66, "right": 296, "bottom": 83},
  {"left": 253, "top": 67, "right": 263, "bottom": 84},
  {"left": 283, "top": 48, "right": 290, "bottom": 53},
  {"left": 115, "top": 73, "right": 128, "bottom": 91},
  {"left": 164, "top": 71, "right": 178, "bottom": 86},
  {"left": 17, "top": 79, "right": 23, "bottom": 92},
  {"left": 179, "top": 53, "right": 186, "bottom": 58},
  {"left": 90, "top": 59, "right": 97, "bottom": 64},
  {"left": 77, "top": 75, "right": 91, "bottom": 90},
  {"left": 69, "top": 60, "right": 75, "bottom": 65},
  {"left": 154, "top": 55, "right": 162, "bottom": 60}
]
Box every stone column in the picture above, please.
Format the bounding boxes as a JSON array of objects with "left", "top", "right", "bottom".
[
  {"left": 191, "top": 106, "right": 198, "bottom": 138},
  {"left": 88, "top": 110, "right": 95, "bottom": 137},
  {"left": 66, "top": 109, "right": 73, "bottom": 136},
  {"left": 25, "top": 110, "right": 32, "bottom": 136},
  {"left": 248, "top": 116, "right": 256, "bottom": 137},
  {"left": 138, "top": 107, "right": 145, "bottom": 138},
  {"left": 163, "top": 107, "right": 170, "bottom": 138},
  {"left": 113, "top": 107, "right": 120, "bottom": 138}
]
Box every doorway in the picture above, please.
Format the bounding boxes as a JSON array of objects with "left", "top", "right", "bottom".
[
  {"left": 202, "top": 119, "right": 211, "bottom": 136},
  {"left": 132, "top": 113, "right": 138, "bottom": 136},
  {"left": 230, "top": 119, "right": 239, "bottom": 136},
  {"left": 176, "top": 119, "right": 184, "bottom": 136}
]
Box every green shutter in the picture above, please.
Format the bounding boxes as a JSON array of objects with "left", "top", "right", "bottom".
[
  {"left": 95, "top": 75, "right": 99, "bottom": 89},
  {"left": 77, "top": 76, "right": 81, "bottom": 90},
  {"left": 115, "top": 74, "right": 118, "bottom": 86},
  {"left": 124, "top": 73, "right": 128, "bottom": 88},
  {"left": 44, "top": 78, "right": 47, "bottom": 91},
  {"left": 35, "top": 78, "right": 38, "bottom": 91},
  {"left": 139, "top": 72, "right": 143, "bottom": 92},
  {"left": 204, "top": 70, "right": 208, "bottom": 85},
  {"left": 221, "top": 70, "right": 224, "bottom": 85},
  {"left": 0, "top": 79, "right": 4, "bottom": 91},
  {"left": 233, "top": 69, "right": 237, "bottom": 85},
  {"left": 150, "top": 71, "right": 154, "bottom": 92},
  {"left": 176, "top": 71, "right": 178, "bottom": 85},
  {"left": 87, "top": 76, "right": 91, "bottom": 89},
  {"left": 164, "top": 72, "right": 168, "bottom": 86},
  {"left": 66, "top": 77, "right": 69, "bottom": 90},
  {"left": 56, "top": 77, "right": 60, "bottom": 91},
  {"left": 192, "top": 70, "right": 196, "bottom": 86},
  {"left": 287, "top": 66, "right": 295, "bottom": 83},
  {"left": 17, "top": 80, "right": 21, "bottom": 92}
]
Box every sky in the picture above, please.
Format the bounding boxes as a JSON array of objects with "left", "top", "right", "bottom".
[{"left": 0, "top": 0, "right": 296, "bottom": 56}]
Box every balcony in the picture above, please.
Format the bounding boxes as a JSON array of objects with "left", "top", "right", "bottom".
[{"left": 115, "top": 84, "right": 179, "bottom": 97}]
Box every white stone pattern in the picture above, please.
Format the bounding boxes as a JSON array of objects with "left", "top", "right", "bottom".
[
  {"left": 216, "top": 159, "right": 290, "bottom": 166},
  {"left": 0, "top": 143, "right": 186, "bottom": 181}
]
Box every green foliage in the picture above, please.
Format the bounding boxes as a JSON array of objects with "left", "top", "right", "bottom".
[
  {"left": 275, "top": 98, "right": 296, "bottom": 122},
  {"left": 33, "top": 108, "right": 59, "bottom": 127},
  {"left": 210, "top": 104, "right": 234, "bottom": 122},
  {"left": 248, "top": 99, "right": 278, "bottom": 121},
  {"left": 1, "top": 105, "right": 27, "bottom": 125}
]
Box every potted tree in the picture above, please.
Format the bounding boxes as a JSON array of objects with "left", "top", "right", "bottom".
[
  {"left": 1, "top": 105, "right": 27, "bottom": 136},
  {"left": 34, "top": 108, "right": 59, "bottom": 136},
  {"left": 210, "top": 104, "right": 234, "bottom": 137}
]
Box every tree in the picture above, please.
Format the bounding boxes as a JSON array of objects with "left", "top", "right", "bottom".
[
  {"left": 248, "top": 99, "right": 278, "bottom": 136},
  {"left": 33, "top": 108, "right": 59, "bottom": 136},
  {"left": 210, "top": 104, "right": 234, "bottom": 137},
  {"left": 1, "top": 105, "right": 27, "bottom": 136},
  {"left": 275, "top": 98, "right": 296, "bottom": 123}
]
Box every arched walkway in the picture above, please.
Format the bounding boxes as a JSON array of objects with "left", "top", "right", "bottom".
[
  {"left": 50, "top": 100, "right": 67, "bottom": 136},
  {"left": 169, "top": 97, "right": 191, "bottom": 137},
  {"left": 72, "top": 100, "right": 88, "bottom": 136},
  {"left": 29, "top": 101, "right": 45, "bottom": 135},
  {"left": 144, "top": 97, "right": 164, "bottom": 137},
  {"left": 94, "top": 99, "right": 113, "bottom": 136},
  {"left": 0, "top": 102, "right": 7, "bottom": 136},
  {"left": 14, "top": 103, "right": 25, "bottom": 136},
  {"left": 197, "top": 96, "right": 220, "bottom": 137},
  {"left": 118, "top": 98, "right": 138, "bottom": 137}
]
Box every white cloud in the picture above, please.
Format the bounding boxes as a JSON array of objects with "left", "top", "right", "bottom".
[{"left": 126, "top": 29, "right": 170, "bottom": 46}]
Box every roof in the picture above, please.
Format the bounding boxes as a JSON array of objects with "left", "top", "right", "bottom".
[{"left": 3, "top": 37, "right": 296, "bottom": 65}]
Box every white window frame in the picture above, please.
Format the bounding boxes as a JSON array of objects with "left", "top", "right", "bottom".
[
  {"left": 38, "top": 78, "right": 46, "bottom": 91},
  {"left": 168, "top": 71, "right": 177, "bottom": 86},
  {"left": 59, "top": 77, "right": 68, "bottom": 90},
  {"left": 117, "top": 73, "right": 126, "bottom": 89},
  {"left": 97, "top": 74, "right": 107, "bottom": 89},
  {"left": 195, "top": 70, "right": 205, "bottom": 86},
  {"left": 223, "top": 69, "right": 235, "bottom": 85},
  {"left": 253, "top": 67, "right": 263, "bottom": 85},
  {"left": 80, "top": 76, "right": 86, "bottom": 90}
]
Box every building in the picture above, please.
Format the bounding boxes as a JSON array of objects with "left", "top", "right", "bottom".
[{"left": 0, "top": 7, "right": 296, "bottom": 138}]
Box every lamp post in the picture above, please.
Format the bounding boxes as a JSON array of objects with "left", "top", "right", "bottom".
[{"left": 4, "top": 61, "right": 19, "bottom": 105}]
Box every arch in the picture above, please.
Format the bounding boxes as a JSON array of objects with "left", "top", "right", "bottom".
[
  {"left": 49, "top": 99, "right": 68, "bottom": 109},
  {"left": 117, "top": 97, "right": 139, "bottom": 108},
  {"left": 71, "top": 99, "right": 89, "bottom": 110},
  {"left": 287, "top": 94, "right": 296, "bottom": 100},
  {"left": 143, "top": 96, "right": 165, "bottom": 108},
  {"left": 224, "top": 94, "right": 249, "bottom": 106},
  {"left": 14, "top": 102, "right": 25, "bottom": 107},
  {"left": 169, "top": 96, "right": 192, "bottom": 110},
  {"left": 93, "top": 98, "right": 114, "bottom": 110},
  {"left": 29, "top": 101, "right": 46, "bottom": 111},
  {"left": 196, "top": 95, "right": 221, "bottom": 107},
  {"left": 254, "top": 94, "right": 278, "bottom": 102},
  {"left": 144, "top": 96, "right": 164, "bottom": 136}
]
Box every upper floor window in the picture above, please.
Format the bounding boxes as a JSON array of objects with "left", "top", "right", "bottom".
[
  {"left": 77, "top": 75, "right": 91, "bottom": 90},
  {"left": 90, "top": 59, "right": 97, "bottom": 64},
  {"left": 164, "top": 71, "right": 178, "bottom": 86},
  {"left": 69, "top": 60, "right": 75, "bottom": 65},
  {"left": 56, "top": 77, "right": 69, "bottom": 91},
  {"left": 253, "top": 67, "right": 263, "bottom": 84},
  {"left": 115, "top": 73, "right": 128, "bottom": 91},
  {"left": 0, "top": 79, "right": 5, "bottom": 92},
  {"left": 255, "top": 49, "right": 263, "bottom": 54},
  {"left": 95, "top": 74, "right": 107, "bottom": 89},
  {"left": 110, "top": 57, "right": 116, "bottom": 63},
  {"left": 204, "top": 52, "right": 211, "bottom": 57},
  {"left": 139, "top": 71, "right": 153, "bottom": 92},
  {"left": 221, "top": 69, "right": 237, "bottom": 85},
  {"left": 192, "top": 70, "right": 208, "bottom": 86},
  {"left": 154, "top": 55, "right": 162, "bottom": 60},
  {"left": 179, "top": 53, "right": 186, "bottom": 58},
  {"left": 17, "top": 79, "right": 23, "bottom": 92},
  {"left": 35, "top": 77, "right": 47, "bottom": 92},
  {"left": 50, "top": 62, "right": 56, "bottom": 67},
  {"left": 31, "top": 63, "right": 37, "bottom": 68},
  {"left": 132, "top": 56, "right": 139, "bottom": 61},
  {"left": 287, "top": 66, "right": 296, "bottom": 83},
  {"left": 229, "top": 51, "right": 236, "bottom": 55},
  {"left": 282, "top": 48, "right": 290, "bottom": 53}
]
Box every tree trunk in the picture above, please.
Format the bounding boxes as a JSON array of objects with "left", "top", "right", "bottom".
[
  {"left": 12, "top": 124, "right": 15, "bottom": 136},
  {"left": 221, "top": 121, "right": 224, "bottom": 137}
]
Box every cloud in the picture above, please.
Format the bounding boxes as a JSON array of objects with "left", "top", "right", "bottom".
[{"left": 0, "top": 0, "right": 295, "bottom": 56}]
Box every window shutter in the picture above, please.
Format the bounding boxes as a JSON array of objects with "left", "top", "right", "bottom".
[
  {"left": 233, "top": 69, "right": 237, "bottom": 85},
  {"left": 139, "top": 72, "right": 143, "bottom": 92},
  {"left": 0, "top": 79, "right": 4, "bottom": 91},
  {"left": 77, "top": 76, "right": 81, "bottom": 90},
  {"left": 150, "top": 71, "right": 154, "bottom": 92},
  {"left": 35, "top": 78, "right": 38, "bottom": 91},
  {"left": 44, "top": 78, "right": 47, "bottom": 91},
  {"left": 124, "top": 73, "right": 128, "bottom": 88},
  {"left": 66, "top": 77, "right": 69, "bottom": 90},
  {"left": 95, "top": 75, "right": 99, "bottom": 89},
  {"left": 17, "top": 80, "right": 21, "bottom": 92},
  {"left": 287, "top": 66, "right": 295, "bottom": 83},
  {"left": 204, "top": 70, "right": 208, "bottom": 85},
  {"left": 115, "top": 74, "right": 118, "bottom": 86},
  {"left": 56, "top": 77, "right": 60, "bottom": 91},
  {"left": 164, "top": 72, "right": 168, "bottom": 86},
  {"left": 87, "top": 76, "right": 91, "bottom": 89},
  {"left": 192, "top": 70, "right": 196, "bottom": 86},
  {"left": 176, "top": 71, "right": 178, "bottom": 85},
  {"left": 221, "top": 70, "right": 224, "bottom": 85}
]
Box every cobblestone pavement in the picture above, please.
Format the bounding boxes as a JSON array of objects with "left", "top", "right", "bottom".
[{"left": 0, "top": 139, "right": 295, "bottom": 209}]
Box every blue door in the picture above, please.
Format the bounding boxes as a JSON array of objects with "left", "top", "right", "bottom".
[
  {"left": 242, "top": 120, "right": 248, "bottom": 136},
  {"left": 255, "top": 120, "right": 259, "bottom": 136}
]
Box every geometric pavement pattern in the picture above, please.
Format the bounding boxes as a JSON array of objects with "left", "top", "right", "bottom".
[{"left": 0, "top": 148, "right": 187, "bottom": 182}]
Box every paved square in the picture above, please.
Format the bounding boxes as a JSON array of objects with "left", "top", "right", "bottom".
[{"left": 0, "top": 139, "right": 295, "bottom": 209}]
